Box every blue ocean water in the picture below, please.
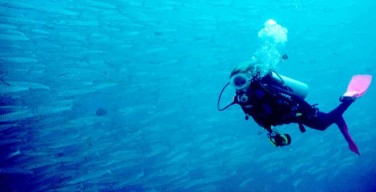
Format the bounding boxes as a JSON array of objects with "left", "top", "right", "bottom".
[{"left": 1, "top": 0, "right": 376, "bottom": 191}]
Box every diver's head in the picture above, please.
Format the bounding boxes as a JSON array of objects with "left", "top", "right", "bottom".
[{"left": 218, "top": 60, "right": 256, "bottom": 110}]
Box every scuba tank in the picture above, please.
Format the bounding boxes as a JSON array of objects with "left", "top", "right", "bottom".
[{"left": 270, "top": 71, "right": 309, "bottom": 99}]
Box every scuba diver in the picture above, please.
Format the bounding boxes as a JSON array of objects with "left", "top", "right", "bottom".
[{"left": 217, "top": 57, "right": 372, "bottom": 155}]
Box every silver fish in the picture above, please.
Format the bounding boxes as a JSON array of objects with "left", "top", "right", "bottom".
[{"left": 0, "top": 110, "right": 33, "bottom": 122}]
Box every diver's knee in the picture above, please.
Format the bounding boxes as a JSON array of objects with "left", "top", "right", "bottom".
[
  {"left": 308, "top": 126, "right": 325, "bottom": 131},
  {"left": 305, "top": 123, "right": 329, "bottom": 131}
]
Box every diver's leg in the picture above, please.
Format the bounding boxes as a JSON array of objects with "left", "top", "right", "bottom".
[
  {"left": 303, "top": 100, "right": 353, "bottom": 130},
  {"left": 326, "top": 99, "right": 354, "bottom": 119}
]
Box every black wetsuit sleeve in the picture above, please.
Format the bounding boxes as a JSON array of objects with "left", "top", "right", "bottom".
[{"left": 252, "top": 115, "right": 273, "bottom": 133}]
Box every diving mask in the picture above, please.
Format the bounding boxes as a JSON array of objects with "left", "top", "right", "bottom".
[{"left": 229, "top": 72, "right": 252, "bottom": 90}]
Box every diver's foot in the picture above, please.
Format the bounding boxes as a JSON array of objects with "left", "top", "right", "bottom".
[{"left": 339, "top": 96, "right": 356, "bottom": 103}]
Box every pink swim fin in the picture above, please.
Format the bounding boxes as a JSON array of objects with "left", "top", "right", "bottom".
[
  {"left": 337, "top": 116, "right": 360, "bottom": 155},
  {"left": 339, "top": 75, "right": 372, "bottom": 155},
  {"left": 343, "top": 75, "right": 372, "bottom": 98}
]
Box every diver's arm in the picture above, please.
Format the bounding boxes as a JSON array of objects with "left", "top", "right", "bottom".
[
  {"left": 252, "top": 116, "right": 273, "bottom": 133},
  {"left": 263, "top": 125, "right": 273, "bottom": 133}
]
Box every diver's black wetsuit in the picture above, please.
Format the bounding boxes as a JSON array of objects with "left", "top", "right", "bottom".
[{"left": 235, "top": 72, "right": 354, "bottom": 133}]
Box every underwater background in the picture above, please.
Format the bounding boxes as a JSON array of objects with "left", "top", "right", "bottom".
[{"left": 1, "top": 0, "right": 376, "bottom": 191}]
